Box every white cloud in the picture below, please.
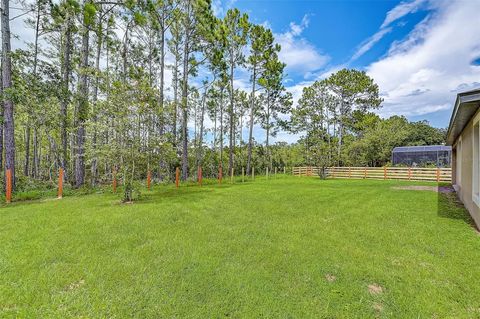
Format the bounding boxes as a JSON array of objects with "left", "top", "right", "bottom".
[
  {"left": 350, "top": 27, "right": 392, "bottom": 62},
  {"left": 285, "top": 64, "right": 345, "bottom": 109},
  {"left": 212, "top": 0, "right": 238, "bottom": 17},
  {"left": 381, "top": 0, "right": 427, "bottom": 28},
  {"left": 270, "top": 131, "right": 301, "bottom": 144},
  {"left": 11, "top": 7, "right": 36, "bottom": 50},
  {"left": 275, "top": 15, "right": 329, "bottom": 75},
  {"left": 367, "top": 0, "right": 480, "bottom": 120},
  {"left": 350, "top": 0, "right": 428, "bottom": 62},
  {"left": 260, "top": 20, "right": 272, "bottom": 30},
  {"left": 387, "top": 15, "right": 431, "bottom": 55}
]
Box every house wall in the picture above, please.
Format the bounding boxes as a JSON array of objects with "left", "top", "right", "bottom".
[{"left": 453, "top": 108, "right": 480, "bottom": 228}]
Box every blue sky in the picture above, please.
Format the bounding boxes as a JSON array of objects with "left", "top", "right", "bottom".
[
  {"left": 212, "top": 0, "right": 480, "bottom": 138},
  {"left": 11, "top": 0, "right": 480, "bottom": 144}
]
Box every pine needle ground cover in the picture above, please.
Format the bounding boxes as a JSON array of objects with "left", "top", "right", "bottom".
[{"left": 1, "top": 177, "right": 479, "bottom": 318}]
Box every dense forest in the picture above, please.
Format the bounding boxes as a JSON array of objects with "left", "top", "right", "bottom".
[{"left": 1, "top": 0, "right": 446, "bottom": 192}]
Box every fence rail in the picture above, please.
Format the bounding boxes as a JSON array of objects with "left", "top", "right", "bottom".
[{"left": 292, "top": 166, "right": 451, "bottom": 182}]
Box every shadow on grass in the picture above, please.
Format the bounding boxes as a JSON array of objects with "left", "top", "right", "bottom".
[{"left": 437, "top": 185, "right": 479, "bottom": 231}]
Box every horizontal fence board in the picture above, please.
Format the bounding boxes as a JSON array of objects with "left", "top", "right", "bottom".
[{"left": 293, "top": 166, "right": 451, "bottom": 182}]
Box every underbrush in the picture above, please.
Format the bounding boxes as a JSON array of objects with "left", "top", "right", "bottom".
[{"left": 0, "top": 176, "right": 114, "bottom": 203}]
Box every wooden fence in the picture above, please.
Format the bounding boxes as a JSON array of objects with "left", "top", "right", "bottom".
[{"left": 292, "top": 166, "right": 451, "bottom": 182}]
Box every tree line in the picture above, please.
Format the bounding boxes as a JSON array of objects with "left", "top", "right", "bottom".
[
  {"left": 290, "top": 69, "right": 446, "bottom": 168},
  {"left": 1, "top": 0, "right": 445, "bottom": 193}
]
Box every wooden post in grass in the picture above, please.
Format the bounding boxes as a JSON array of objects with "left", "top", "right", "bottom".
[
  {"left": 436, "top": 168, "right": 440, "bottom": 182},
  {"left": 408, "top": 167, "right": 412, "bottom": 181},
  {"left": 348, "top": 167, "right": 352, "bottom": 178},
  {"left": 364, "top": 167, "right": 367, "bottom": 179},
  {"left": 112, "top": 168, "right": 117, "bottom": 193},
  {"left": 147, "top": 170, "right": 151, "bottom": 191},
  {"left": 383, "top": 167, "right": 387, "bottom": 180},
  {"left": 5, "top": 169, "right": 12, "bottom": 203},
  {"left": 284, "top": 167, "right": 286, "bottom": 175},
  {"left": 58, "top": 168, "right": 64, "bottom": 199},
  {"left": 275, "top": 167, "right": 277, "bottom": 178},
  {"left": 198, "top": 166, "right": 202, "bottom": 186},
  {"left": 266, "top": 167, "right": 269, "bottom": 179},
  {"left": 231, "top": 168, "right": 234, "bottom": 183},
  {"left": 219, "top": 166, "right": 223, "bottom": 184},
  {"left": 242, "top": 167, "right": 244, "bottom": 182},
  {"left": 252, "top": 166, "right": 255, "bottom": 180},
  {"left": 175, "top": 167, "right": 180, "bottom": 188}
]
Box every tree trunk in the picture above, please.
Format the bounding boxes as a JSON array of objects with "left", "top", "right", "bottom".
[
  {"left": 246, "top": 66, "right": 256, "bottom": 175},
  {"left": 2, "top": 0, "right": 15, "bottom": 189},
  {"left": 158, "top": 26, "right": 165, "bottom": 133},
  {"left": 213, "top": 102, "right": 217, "bottom": 152},
  {"left": 24, "top": 1, "right": 42, "bottom": 177},
  {"left": 326, "top": 107, "right": 331, "bottom": 165},
  {"left": 24, "top": 126, "right": 30, "bottom": 176},
  {"left": 91, "top": 23, "right": 102, "bottom": 187},
  {"left": 0, "top": 62, "right": 3, "bottom": 173},
  {"left": 265, "top": 92, "right": 271, "bottom": 169},
  {"left": 157, "top": 26, "right": 167, "bottom": 180},
  {"left": 219, "top": 87, "right": 224, "bottom": 171},
  {"left": 180, "top": 4, "right": 190, "bottom": 181},
  {"left": 60, "top": 16, "right": 72, "bottom": 182},
  {"left": 196, "top": 86, "right": 207, "bottom": 169},
  {"left": 32, "top": 127, "right": 38, "bottom": 178},
  {"left": 172, "top": 46, "right": 179, "bottom": 146},
  {"left": 228, "top": 64, "right": 234, "bottom": 173},
  {"left": 337, "top": 98, "right": 345, "bottom": 166},
  {"left": 122, "top": 21, "right": 130, "bottom": 82},
  {"left": 74, "top": 14, "right": 90, "bottom": 188}
]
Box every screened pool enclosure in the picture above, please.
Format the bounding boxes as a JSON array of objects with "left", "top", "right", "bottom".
[{"left": 391, "top": 145, "right": 452, "bottom": 167}]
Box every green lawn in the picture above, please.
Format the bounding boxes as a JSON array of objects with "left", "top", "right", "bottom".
[{"left": 1, "top": 177, "right": 479, "bottom": 318}]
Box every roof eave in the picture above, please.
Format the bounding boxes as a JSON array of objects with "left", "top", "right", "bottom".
[{"left": 446, "top": 90, "right": 480, "bottom": 145}]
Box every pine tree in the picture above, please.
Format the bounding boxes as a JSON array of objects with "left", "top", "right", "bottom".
[{"left": 222, "top": 8, "right": 249, "bottom": 174}]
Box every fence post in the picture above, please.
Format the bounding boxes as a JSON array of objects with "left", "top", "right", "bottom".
[
  {"left": 252, "top": 166, "right": 255, "bottom": 180},
  {"left": 408, "top": 167, "right": 412, "bottom": 181},
  {"left": 275, "top": 167, "right": 277, "bottom": 178},
  {"left": 332, "top": 167, "right": 336, "bottom": 179},
  {"left": 436, "top": 168, "right": 440, "bottom": 182},
  {"left": 284, "top": 167, "right": 286, "bottom": 175},
  {"left": 219, "top": 165, "right": 223, "bottom": 184},
  {"left": 198, "top": 166, "right": 202, "bottom": 186},
  {"left": 266, "top": 167, "right": 269, "bottom": 179},
  {"left": 364, "top": 167, "right": 367, "bottom": 179},
  {"left": 242, "top": 167, "right": 244, "bottom": 182},
  {"left": 231, "top": 168, "right": 234, "bottom": 183},
  {"left": 5, "top": 168, "right": 12, "bottom": 203},
  {"left": 349, "top": 167, "right": 352, "bottom": 178},
  {"left": 175, "top": 167, "right": 180, "bottom": 188},
  {"left": 58, "top": 168, "right": 64, "bottom": 199},
  {"left": 112, "top": 169, "right": 117, "bottom": 193},
  {"left": 384, "top": 167, "right": 387, "bottom": 180},
  {"left": 147, "top": 170, "right": 151, "bottom": 191}
]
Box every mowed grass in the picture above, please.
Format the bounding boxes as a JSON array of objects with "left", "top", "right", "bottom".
[{"left": 1, "top": 177, "right": 480, "bottom": 318}]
